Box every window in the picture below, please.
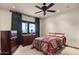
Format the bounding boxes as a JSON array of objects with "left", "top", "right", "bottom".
[
  {"left": 29, "top": 23, "right": 35, "bottom": 33},
  {"left": 22, "top": 21, "right": 36, "bottom": 34},
  {"left": 22, "top": 22, "right": 28, "bottom": 33}
]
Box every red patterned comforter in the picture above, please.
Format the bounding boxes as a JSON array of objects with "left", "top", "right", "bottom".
[{"left": 32, "top": 34, "right": 66, "bottom": 55}]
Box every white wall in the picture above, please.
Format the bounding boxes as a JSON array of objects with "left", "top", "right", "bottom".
[
  {"left": 0, "top": 8, "right": 36, "bottom": 31},
  {"left": 41, "top": 8, "right": 79, "bottom": 48},
  {"left": 0, "top": 8, "right": 11, "bottom": 30}
]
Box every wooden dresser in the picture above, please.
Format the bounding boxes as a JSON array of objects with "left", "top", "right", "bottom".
[
  {"left": 22, "top": 34, "right": 36, "bottom": 46},
  {"left": 0, "top": 31, "right": 18, "bottom": 55}
]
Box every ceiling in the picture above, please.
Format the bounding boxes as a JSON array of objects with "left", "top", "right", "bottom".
[{"left": 0, "top": 3, "right": 79, "bottom": 18}]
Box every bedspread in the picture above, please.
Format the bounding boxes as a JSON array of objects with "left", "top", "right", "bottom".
[{"left": 32, "top": 35, "right": 66, "bottom": 55}]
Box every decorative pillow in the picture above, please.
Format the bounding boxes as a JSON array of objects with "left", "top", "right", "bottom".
[{"left": 48, "top": 33, "right": 65, "bottom": 37}]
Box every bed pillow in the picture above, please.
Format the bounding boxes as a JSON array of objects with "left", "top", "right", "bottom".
[
  {"left": 55, "top": 33, "right": 65, "bottom": 37},
  {"left": 48, "top": 33, "right": 55, "bottom": 36}
]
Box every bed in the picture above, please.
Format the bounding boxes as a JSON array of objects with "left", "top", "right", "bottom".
[{"left": 32, "top": 33, "right": 66, "bottom": 55}]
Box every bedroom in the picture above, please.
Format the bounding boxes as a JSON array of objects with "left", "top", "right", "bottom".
[{"left": 0, "top": 3, "right": 79, "bottom": 55}]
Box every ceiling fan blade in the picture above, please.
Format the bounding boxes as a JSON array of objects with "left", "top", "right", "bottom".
[
  {"left": 44, "top": 11, "right": 46, "bottom": 15},
  {"left": 47, "top": 3, "right": 54, "bottom": 9},
  {"left": 35, "top": 5, "right": 42, "bottom": 10},
  {"left": 35, "top": 11, "right": 42, "bottom": 14},
  {"left": 47, "top": 10, "right": 56, "bottom": 12}
]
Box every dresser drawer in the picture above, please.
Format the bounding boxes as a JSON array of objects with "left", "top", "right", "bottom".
[{"left": 22, "top": 35, "right": 36, "bottom": 46}]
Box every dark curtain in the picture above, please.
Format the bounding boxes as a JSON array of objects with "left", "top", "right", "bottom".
[
  {"left": 11, "top": 12, "right": 22, "bottom": 44},
  {"left": 35, "top": 17, "right": 40, "bottom": 37}
]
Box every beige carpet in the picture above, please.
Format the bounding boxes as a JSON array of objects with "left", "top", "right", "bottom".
[
  {"left": 13, "top": 45, "right": 79, "bottom": 55},
  {"left": 13, "top": 45, "right": 43, "bottom": 55}
]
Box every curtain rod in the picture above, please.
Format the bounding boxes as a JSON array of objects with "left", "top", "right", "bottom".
[{"left": 10, "top": 10, "right": 37, "bottom": 18}]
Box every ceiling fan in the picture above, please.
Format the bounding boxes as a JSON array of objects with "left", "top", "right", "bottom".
[{"left": 35, "top": 3, "right": 56, "bottom": 15}]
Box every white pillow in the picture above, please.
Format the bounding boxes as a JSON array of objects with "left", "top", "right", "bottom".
[{"left": 48, "top": 33, "right": 55, "bottom": 36}]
